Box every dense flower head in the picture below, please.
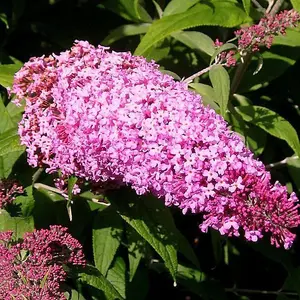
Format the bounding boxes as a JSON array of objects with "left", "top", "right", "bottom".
[
  {"left": 235, "top": 9, "right": 300, "bottom": 52},
  {"left": 11, "top": 40, "right": 300, "bottom": 248},
  {"left": 0, "top": 179, "right": 24, "bottom": 209},
  {"left": 0, "top": 225, "right": 85, "bottom": 299}
]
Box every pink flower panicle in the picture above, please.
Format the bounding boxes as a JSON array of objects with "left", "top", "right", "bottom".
[
  {"left": 0, "top": 179, "right": 24, "bottom": 209},
  {"left": 214, "top": 39, "right": 237, "bottom": 67},
  {"left": 235, "top": 9, "right": 300, "bottom": 52},
  {"left": 0, "top": 225, "right": 85, "bottom": 299},
  {"left": 11, "top": 40, "right": 300, "bottom": 248}
]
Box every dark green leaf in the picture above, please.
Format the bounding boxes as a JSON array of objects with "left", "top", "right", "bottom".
[
  {"left": 134, "top": 2, "right": 247, "bottom": 56},
  {"left": 0, "top": 13, "right": 8, "bottom": 29},
  {"left": 102, "top": 23, "right": 151, "bottom": 46},
  {"left": 13, "top": 185, "right": 35, "bottom": 217},
  {"left": 127, "top": 225, "right": 145, "bottom": 282},
  {"left": 93, "top": 208, "right": 123, "bottom": 276},
  {"left": 79, "top": 265, "right": 124, "bottom": 300},
  {"left": 240, "top": 28, "right": 300, "bottom": 92},
  {"left": 110, "top": 191, "right": 178, "bottom": 283},
  {"left": 99, "top": 0, "right": 152, "bottom": 23},
  {"left": 176, "top": 264, "right": 206, "bottom": 297},
  {"left": 245, "top": 125, "right": 267, "bottom": 156},
  {"left": 287, "top": 157, "right": 300, "bottom": 193},
  {"left": 209, "top": 65, "right": 230, "bottom": 117},
  {"left": 106, "top": 256, "right": 126, "bottom": 299},
  {"left": 127, "top": 266, "right": 149, "bottom": 300},
  {"left": 236, "top": 106, "right": 300, "bottom": 156}
]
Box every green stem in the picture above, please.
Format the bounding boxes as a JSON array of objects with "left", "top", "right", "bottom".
[
  {"left": 266, "top": 156, "right": 299, "bottom": 170},
  {"left": 33, "top": 183, "right": 64, "bottom": 195},
  {"left": 32, "top": 168, "right": 44, "bottom": 184}
]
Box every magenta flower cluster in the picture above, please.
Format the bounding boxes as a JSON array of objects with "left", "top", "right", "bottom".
[
  {"left": 235, "top": 9, "right": 300, "bottom": 52},
  {"left": 0, "top": 225, "right": 85, "bottom": 299},
  {"left": 213, "top": 10, "right": 300, "bottom": 67},
  {"left": 11, "top": 41, "right": 300, "bottom": 248},
  {"left": 0, "top": 179, "right": 24, "bottom": 209}
]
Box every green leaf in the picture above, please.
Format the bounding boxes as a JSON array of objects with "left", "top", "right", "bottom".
[
  {"left": 0, "top": 128, "right": 25, "bottom": 178},
  {"left": 6, "top": 99, "right": 24, "bottom": 124},
  {"left": 245, "top": 125, "right": 267, "bottom": 156},
  {"left": 68, "top": 176, "right": 78, "bottom": 201},
  {"left": 13, "top": 185, "right": 35, "bottom": 217},
  {"left": 282, "top": 267, "right": 300, "bottom": 295},
  {"left": 0, "top": 64, "right": 22, "bottom": 88},
  {"left": 0, "top": 13, "right": 9, "bottom": 29},
  {"left": 189, "top": 83, "right": 219, "bottom": 111},
  {"left": 102, "top": 23, "right": 151, "bottom": 46},
  {"left": 93, "top": 208, "right": 123, "bottom": 276},
  {"left": 287, "top": 157, "right": 300, "bottom": 193},
  {"left": 135, "top": 2, "right": 247, "bottom": 56},
  {"left": 236, "top": 106, "right": 300, "bottom": 156},
  {"left": 152, "top": 0, "right": 163, "bottom": 18},
  {"left": 291, "top": 0, "right": 300, "bottom": 12},
  {"left": 65, "top": 289, "right": 85, "bottom": 300},
  {"left": 0, "top": 210, "right": 34, "bottom": 239},
  {"left": 79, "top": 265, "right": 125, "bottom": 300},
  {"left": 106, "top": 257, "right": 126, "bottom": 299},
  {"left": 127, "top": 225, "right": 145, "bottom": 282},
  {"left": 242, "top": 0, "right": 251, "bottom": 15},
  {"left": 240, "top": 28, "right": 300, "bottom": 92},
  {"left": 127, "top": 266, "right": 149, "bottom": 300},
  {"left": 163, "top": 0, "right": 199, "bottom": 16},
  {"left": 171, "top": 31, "right": 215, "bottom": 56},
  {"left": 0, "top": 99, "right": 15, "bottom": 134},
  {"left": 209, "top": 65, "right": 230, "bottom": 117},
  {"left": 110, "top": 191, "right": 178, "bottom": 283},
  {"left": 99, "top": 0, "right": 152, "bottom": 23}
]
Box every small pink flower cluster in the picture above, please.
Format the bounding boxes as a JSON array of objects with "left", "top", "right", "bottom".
[
  {"left": 11, "top": 41, "right": 300, "bottom": 248},
  {"left": 213, "top": 39, "right": 237, "bottom": 67},
  {"left": 0, "top": 179, "right": 24, "bottom": 209},
  {"left": 0, "top": 225, "right": 85, "bottom": 299},
  {"left": 235, "top": 9, "right": 300, "bottom": 52}
]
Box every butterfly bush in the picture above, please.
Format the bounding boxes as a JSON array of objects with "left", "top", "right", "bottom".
[
  {"left": 0, "top": 226, "right": 85, "bottom": 299},
  {"left": 11, "top": 40, "right": 300, "bottom": 249}
]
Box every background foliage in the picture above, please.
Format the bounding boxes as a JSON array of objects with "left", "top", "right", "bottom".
[{"left": 1, "top": 0, "right": 300, "bottom": 299}]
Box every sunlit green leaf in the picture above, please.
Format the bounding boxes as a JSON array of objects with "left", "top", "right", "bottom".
[
  {"left": 209, "top": 65, "right": 230, "bottom": 117},
  {"left": 0, "top": 128, "right": 25, "bottom": 178},
  {"left": 93, "top": 208, "right": 123, "bottom": 276},
  {"left": 236, "top": 106, "right": 300, "bottom": 156},
  {"left": 171, "top": 31, "right": 215, "bottom": 56},
  {"left": 135, "top": 2, "right": 247, "bottom": 56},
  {"left": 163, "top": 0, "right": 199, "bottom": 16}
]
